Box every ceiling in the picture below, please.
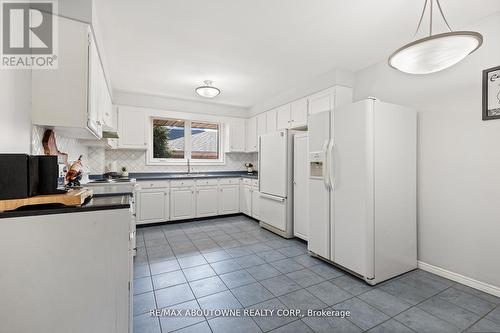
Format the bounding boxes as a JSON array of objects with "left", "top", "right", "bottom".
[{"left": 94, "top": 0, "right": 500, "bottom": 108}]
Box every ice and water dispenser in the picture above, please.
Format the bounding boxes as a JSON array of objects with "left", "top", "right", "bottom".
[{"left": 309, "top": 151, "right": 325, "bottom": 178}]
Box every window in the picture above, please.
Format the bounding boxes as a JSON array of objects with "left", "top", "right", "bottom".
[{"left": 150, "top": 118, "right": 223, "bottom": 165}]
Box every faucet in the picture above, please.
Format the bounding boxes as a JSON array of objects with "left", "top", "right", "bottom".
[{"left": 187, "top": 159, "right": 191, "bottom": 174}]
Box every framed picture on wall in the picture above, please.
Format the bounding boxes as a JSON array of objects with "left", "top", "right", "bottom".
[{"left": 482, "top": 66, "right": 500, "bottom": 120}]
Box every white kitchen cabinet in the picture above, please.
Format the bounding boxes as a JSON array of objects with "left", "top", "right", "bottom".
[
  {"left": 246, "top": 116, "right": 258, "bottom": 152},
  {"left": 290, "top": 97, "right": 308, "bottom": 129},
  {"left": 293, "top": 133, "right": 309, "bottom": 240},
  {"left": 257, "top": 113, "right": 267, "bottom": 138},
  {"left": 308, "top": 86, "right": 353, "bottom": 115},
  {"left": 240, "top": 184, "right": 252, "bottom": 216},
  {"left": 219, "top": 185, "right": 240, "bottom": 214},
  {"left": 136, "top": 189, "right": 169, "bottom": 225},
  {"left": 171, "top": 186, "right": 196, "bottom": 220},
  {"left": 32, "top": 16, "right": 107, "bottom": 140},
  {"left": 196, "top": 186, "right": 219, "bottom": 217},
  {"left": 227, "top": 118, "right": 246, "bottom": 152},
  {"left": 251, "top": 187, "right": 260, "bottom": 220},
  {"left": 266, "top": 109, "right": 278, "bottom": 133},
  {"left": 117, "top": 107, "right": 148, "bottom": 149},
  {"left": 276, "top": 104, "right": 292, "bottom": 130}
]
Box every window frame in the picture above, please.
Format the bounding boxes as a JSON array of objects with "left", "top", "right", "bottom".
[{"left": 147, "top": 116, "right": 225, "bottom": 166}]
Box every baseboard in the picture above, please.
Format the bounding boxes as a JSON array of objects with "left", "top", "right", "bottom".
[{"left": 418, "top": 261, "right": 500, "bottom": 297}]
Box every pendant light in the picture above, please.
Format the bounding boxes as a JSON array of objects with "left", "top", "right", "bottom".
[
  {"left": 195, "top": 80, "right": 221, "bottom": 98},
  {"left": 388, "top": 0, "right": 483, "bottom": 74}
]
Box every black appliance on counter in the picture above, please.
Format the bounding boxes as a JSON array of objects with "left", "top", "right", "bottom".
[{"left": 0, "top": 154, "right": 62, "bottom": 200}]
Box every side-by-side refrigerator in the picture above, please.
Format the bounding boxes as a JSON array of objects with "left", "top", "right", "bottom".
[{"left": 308, "top": 98, "right": 417, "bottom": 285}]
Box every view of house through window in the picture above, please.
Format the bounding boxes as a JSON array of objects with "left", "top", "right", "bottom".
[{"left": 152, "top": 118, "right": 220, "bottom": 162}]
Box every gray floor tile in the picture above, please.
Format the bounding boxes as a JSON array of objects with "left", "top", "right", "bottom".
[
  {"left": 453, "top": 283, "right": 500, "bottom": 305},
  {"left": 189, "top": 276, "right": 228, "bottom": 298},
  {"left": 286, "top": 269, "right": 325, "bottom": 287},
  {"left": 150, "top": 259, "right": 180, "bottom": 275},
  {"left": 217, "top": 239, "right": 242, "bottom": 249},
  {"left": 134, "top": 263, "right": 151, "bottom": 279},
  {"left": 266, "top": 239, "right": 291, "bottom": 249},
  {"left": 306, "top": 280, "right": 353, "bottom": 306},
  {"left": 175, "top": 321, "right": 212, "bottom": 333},
  {"left": 155, "top": 283, "right": 195, "bottom": 308},
  {"left": 277, "top": 245, "right": 307, "bottom": 258},
  {"left": 438, "top": 287, "right": 497, "bottom": 316},
  {"left": 232, "top": 282, "right": 275, "bottom": 307},
  {"left": 208, "top": 316, "right": 262, "bottom": 333},
  {"left": 308, "top": 263, "right": 344, "bottom": 279},
  {"left": 182, "top": 264, "right": 217, "bottom": 282},
  {"left": 246, "top": 242, "right": 273, "bottom": 253},
  {"left": 226, "top": 246, "right": 254, "bottom": 258},
  {"left": 379, "top": 279, "right": 433, "bottom": 305},
  {"left": 236, "top": 254, "right": 266, "bottom": 268},
  {"left": 330, "top": 274, "right": 374, "bottom": 295},
  {"left": 336, "top": 298, "right": 389, "bottom": 331},
  {"left": 367, "top": 318, "right": 415, "bottom": 333},
  {"left": 260, "top": 275, "right": 302, "bottom": 296},
  {"left": 269, "top": 319, "right": 313, "bottom": 333},
  {"left": 256, "top": 250, "right": 287, "bottom": 263},
  {"left": 134, "top": 276, "right": 153, "bottom": 295},
  {"left": 159, "top": 300, "right": 205, "bottom": 332},
  {"left": 398, "top": 271, "right": 451, "bottom": 295},
  {"left": 418, "top": 296, "right": 481, "bottom": 329},
  {"left": 246, "top": 263, "right": 282, "bottom": 281},
  {"left": 134, "top": 291, "right": 156, "bottom": 316},
  {"left": 145, "top": 238, "right": 168, "bottom": 247},
  {"left": 395, "top": 307, "right": 461, "bottom": 333},
  {"left": 133, "top": 313, "right": 161, "bottom": 333},
  {"left": 198, "top": 290, "right": 242, "bottom": 317},
  {"left": 270, "top": 258, "right": 305, "bottom": 273},
  {"left": 152, "top": 270, "right": 187, "bottom": 290},
  {"left": 210, "top": 258, "right": 243, "bottom": 274},
  {"left": 301, "top": 315, "right": 362, "bottom": 333},
  {"left": 466, "top": 317, "right": 500, "bottom": 332},
  {"left": 177, "top": 254, "right": 208, "bottom": 268},
  {"left": 358, "top": 289, "right": 412, "bottom": 316},
  {"left": 219, "top": 269, "right": 257, "bottom": 288},
  {"left": 202, "top": 250, "right": 232, "bottom": 263},
  {"left": 247, "top": 298, "right": 297, "bottom": 331},
  {"left": 292, "top": 254, "right": 322, "bottom": 267},
  {"left": 486, "top": 307, "right": 500, "bottom": 325},
  {"left": 278, "top": 289, "right": 327, "bottom": 312}
]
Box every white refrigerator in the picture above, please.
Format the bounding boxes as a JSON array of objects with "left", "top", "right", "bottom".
[
  {"left": 308, "top": 98, "right": 417, "bottom": 285},
  {"left": 259, "top": 129, "right": 298, "bottom": 238}
]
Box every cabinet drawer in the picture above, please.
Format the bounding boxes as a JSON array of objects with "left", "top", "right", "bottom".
[
  {"left": 137, "top": 180, "right": 170, "bottom": 189},
  {"left": 195, "top": 178, "right": 219, "bottom": 186},
  {"left": 218, "top": 178, "right": 240, "bottom": 185},
  {"left": 170, "top": 179, "right": 195, "bottom": 188},
  {"left": 242, "top": 178, "right": 252, "bottom": 186}
]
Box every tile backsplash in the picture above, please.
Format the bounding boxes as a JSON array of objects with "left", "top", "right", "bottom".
[{"left": 31, "top": 126, "right": 257, "bottom": 175}]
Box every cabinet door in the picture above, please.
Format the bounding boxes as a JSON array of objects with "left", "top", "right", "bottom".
[
  {"left": 196, "top": 186, "right": 219, "bottom": 217},
  {"left": 251, "top": 188, "right": 260, "bottom": 220},
  {"left": 266, "top": 109, "right": 277, "bottom": 133},
  {"left": 290, "top": 98, "right": 308, "bottom": 129},
  {"left": 308, "top": 88, "right": 334, "bottom": 115},
  {"left": 276, "top": 104, "right": 291, "bottom": 129},
  {"left": 293, "top": 135, "right": 309, "bottom": 240},
  {"left": 171, "top": 187, "right": 195, "bottom": 220},
  {"left": 257, "top": 113, "right": 267, "bottom": 138},
  {"left": 246, "top": 117, "right": 258, "bottom": 152},
  {"left": 239, "top": 185, "right": 252, "bottom": 216},
  {"left": 219, "top": 185, "right": 239, "bottom": 214},
  {"left": 87, "top": 35, "right": 102, "bottom": 138},
  {"left": 136, "top": 189, "right": 168, "bottom": 225},
  {"left": 118, "top": 107, "right": 147, "bottom": 149},
  {"left": 228, "top": 118, "right": 246, "bottom": 152}
]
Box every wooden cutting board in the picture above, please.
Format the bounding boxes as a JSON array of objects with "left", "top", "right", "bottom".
[{"left": 0, "top": 189, "right": 93, "bottom": 212}]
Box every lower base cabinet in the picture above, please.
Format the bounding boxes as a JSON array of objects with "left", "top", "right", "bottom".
[
  {"left": 196, "top": 186, "right": 219, "bottom": 217},
  {"left": 136, "top": 189, "right": 169, "bottom": 225},
  {"left": 240, "top": 184, "right": 252, "bottom": 216},
  {"left": 171, "top": 186, "right": 196, "bottom": 220},
  {"left": 219, "top": 185, "right": 240, "bottom": 214},
  {"left": 251, "top": 187, "right": 260, "bottom": 219}
]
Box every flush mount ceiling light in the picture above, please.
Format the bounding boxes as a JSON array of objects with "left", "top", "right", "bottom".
[
  {"left": 388, "top": 0, "right": 483, "bottom": 75},
  {"left": 195, "top": 80, "right": 221, "bottom": 98}
]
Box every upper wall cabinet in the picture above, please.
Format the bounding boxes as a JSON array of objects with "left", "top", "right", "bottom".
[
  {"left": 117, "top": 107, "right": 147, "bottom": 149},
  {"left": 308, "top": 86, "right": 353, "bottom": 115},
  {"left": 32, "top": 16, "right": 111, "bottom": 140},
  {"left": 227, "top": 118, "right": 246, "bottom": 152},
  {"left": 246, "top": 116, "right": 258, "bottom": 153},
  {"left": 257, "top": 113, "right": 267, "bottom": 138},
  {"left": 290, "top": 97, "right": 308, "bottom": 128},
  {"left": 276, "top": 104, "right": 291, "bottom": 130},
  {"left": 266, "top": 109, "right": 277, "bottom": 133}
]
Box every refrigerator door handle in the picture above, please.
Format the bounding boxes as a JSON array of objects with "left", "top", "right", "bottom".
[
  {"left": 322, "top": 140, "right": 330, "bottom": 190},
  {"left": 260, "top": 193, "right": 285, "bottom": 202},
  {"left": 328, "top": 140, "right": 335, "bottom": 189}
]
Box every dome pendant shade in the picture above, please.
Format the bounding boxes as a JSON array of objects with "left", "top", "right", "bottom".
[
  {"left": 389, "top": 31, "right": 483, "bottom": 74},
  {"left": 388, "top": 0, "right": 483, "bottom": 74},
  {"left": 195, "top": 80, "right": 221, "bottom": 98}
]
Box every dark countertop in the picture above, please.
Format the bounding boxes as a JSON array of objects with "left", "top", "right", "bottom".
[
  {"left": 0, "top": 194, "right": 131, "bottom": 219},
  {"left": 89, "top": 171, "right": 258, "bottom": 181}
]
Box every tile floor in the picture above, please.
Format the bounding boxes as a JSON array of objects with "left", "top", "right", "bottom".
[{"left": 133, "top": 215, "right": 500, "bottom": 333}]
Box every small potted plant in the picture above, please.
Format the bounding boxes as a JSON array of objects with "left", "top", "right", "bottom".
[
  {"left": 245, "top": 163, "right": 254, "bottom": 174},
  {"left": 121, "top": 166, "right": 129, "bottom": 177}
]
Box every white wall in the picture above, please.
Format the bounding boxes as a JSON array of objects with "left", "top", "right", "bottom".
[
  {"left": 354, "top": 12, "right": 500, "bottom": 288},
  {"left": 0, "top": 70, "right": 32, "bottom": 153}
]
